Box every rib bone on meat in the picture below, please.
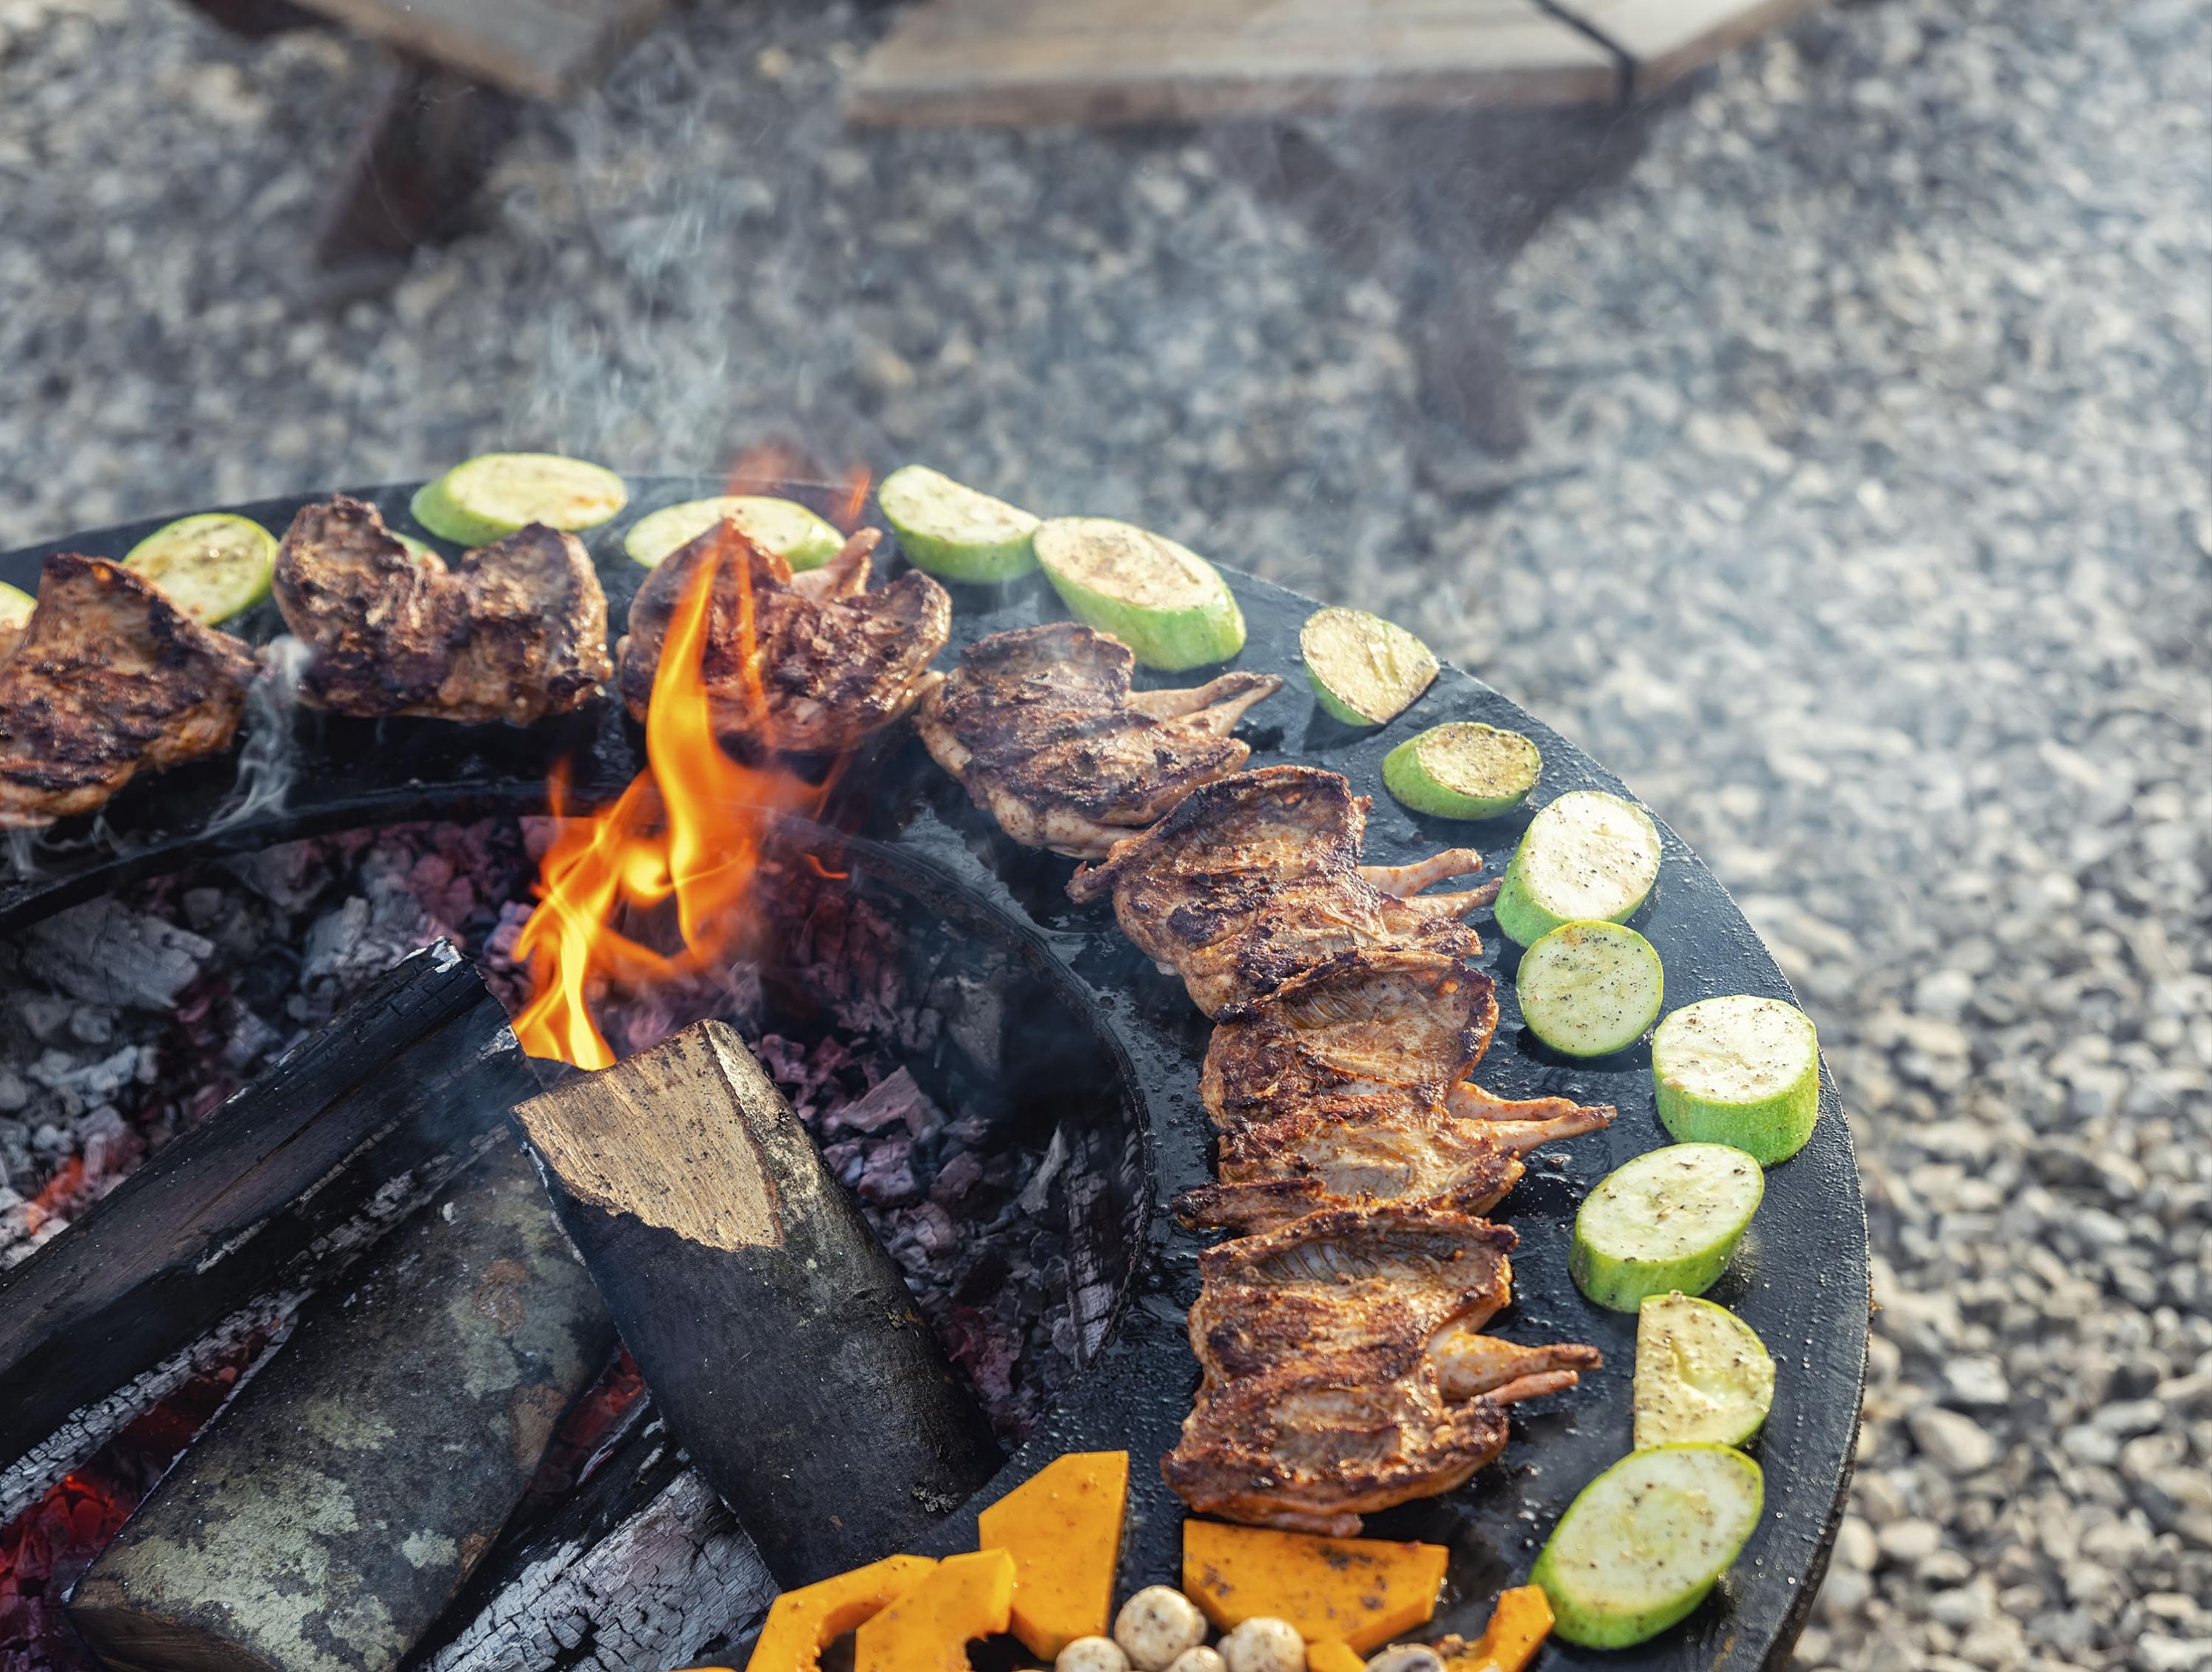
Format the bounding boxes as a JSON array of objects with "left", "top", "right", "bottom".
[
  {"left": 1066, "top": 764, "right": 1500, "bottom": 1014},
  {"left": 917, "top": 623, "right": 1281, "bottom": 857}
]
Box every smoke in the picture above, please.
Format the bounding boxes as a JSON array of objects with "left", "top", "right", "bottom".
[{"left": 202, "top": 635, "right": 311, "bottom": 840}]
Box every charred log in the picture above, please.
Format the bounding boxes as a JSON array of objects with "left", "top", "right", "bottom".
[
  {"left": 69, "top": 1137, "right": 615, "bottom": 1672},
  {"left": 416, "top": 1413, "right": 773, "bottom": 1672},
  {"left": 509, "top": 1020, "right": 1004, "bottom": 1587},
  {"left": 0, "top": 944, "right": 528, "bottom": 1472}
]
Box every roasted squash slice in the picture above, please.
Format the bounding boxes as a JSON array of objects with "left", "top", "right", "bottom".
[
  {"left": 855, "top": 1549, "right": 1018, "bottom": 1672},
  {"left": 1436, "top": 1586, "right": 1554, "bottom": 1672},
  {"left": 977, "top": 1450, "right": 1130, "bottom": 1657},
  {"left": 745, "top": 1555, "right": 938, "bottom": 1672},
  {"left": 1182, "top": 1521, "right": 1448, "bottom": 1653},
  {"left": 1304, "top": 1642, "right": 1368, "bottom": 1672}
]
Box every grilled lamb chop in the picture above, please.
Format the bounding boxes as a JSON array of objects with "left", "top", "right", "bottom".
[
  {"left": 619, "top": 519, "right": 950, "bottom": 754},
  {"left": 276, "top": 495, "right": 611, "bottom": 725},
  {"left": 1164, "top": 1206, "right": 1597, "bottom": 1534},
  {"left": 916, "top": 623, "right": 1281, "bottom": 857},
  {"left": 1066, "top": 765, "right": 1499, "bottom": 1014},
  {"left": 0, "top": 555, "right": 259, "bottom": 827}
]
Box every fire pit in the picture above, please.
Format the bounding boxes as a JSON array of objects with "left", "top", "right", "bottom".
[{"left": 0, "top": 478, "right": 1869, "bottom": 1672}]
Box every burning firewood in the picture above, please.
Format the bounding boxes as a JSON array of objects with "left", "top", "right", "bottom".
[{"left": 509, "top": 1019, "right": 1003, "bottom": 1585}]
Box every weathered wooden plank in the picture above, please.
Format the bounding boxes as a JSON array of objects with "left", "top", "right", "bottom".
[
  {"left": 0, "top": 944, "right": 526, "bottom": 1473},
  {"left": 846, "top": 0, "right": 1619, "bottom": 127},
  {"left": 70, "top": 1139, "right": 616, "bottom": 1672},
  {"left": 1534, "top": 0, "right": 1821, "bottom": 93},
  {"left": 282, "top": 0, "right": 668, "bottom": 101},
  {"left": 509, "top": 1020, "right": 1004, "bottom": 1586}
]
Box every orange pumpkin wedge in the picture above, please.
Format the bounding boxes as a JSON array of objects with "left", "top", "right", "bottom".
[
  {"left": 855, "top": 1549, "right": 1018, "bottom": 1672},
  {"left": 744, "top": 1555, "right": 938, "bottom": 1672},
  {"left": 1182, "top": 1521, "right": 1449, "bottom": 1653},
  {"left": 1437, "top": 1586, "right": 1554, "bottom": 1672},
  {"left": 977, "top": 1451, "right": 1130, "bottom": 1657}
]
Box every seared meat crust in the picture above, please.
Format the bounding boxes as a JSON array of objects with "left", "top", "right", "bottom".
[
  {"left": 619, "top": 520, "right": 950, "bottom": 754},
  {"left": 1178, "top": 950, "right": 1613, "bottom": 1233},
  {"left": 1068, "top": 765, "right": 1498, "bottom": 1014},
  {"left": 275, "top": 495, "right": 611, "bottom": 725},
  {"left": 1164, "top": 1208, "right": 1591, "bottom": 1536},
  {"left": 0, "top": 555, "right": 258, "bottom": 828},
  {"left": 917, "top": 623, "right": 1281, "bottom": 857}
]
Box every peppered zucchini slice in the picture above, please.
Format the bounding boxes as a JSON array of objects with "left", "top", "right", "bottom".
[
  {"left": 1531, "top": 1445, "right": 1764, "bottom": 1648},
  {"left": 1492, "top": 790, "right": 1663, "bottom": 947},
  {"left": 1570, "top": 1143, "right": 1762, "bottom": 1312},
  {"left": 122, "top": 512, "right": 278, "bottom": 624},
  {"left": 623, "top": 496, "right": 845, "bottom": 572},
  {"left": 878, "top": 465, "right": 1040, "bottom": 582},
  {"left": 411, "top": 453, "right": 627, "bottom": 546},
  {"left": 1652, "top": 995, "right": 1822, "bottom": 1164},
  {"left": 1634, "top": 1292, "right": 1775, "bottom": 1450},
  {"left": 1299, "top": 606, "right": 1438, "bottom": 726},
  {"left": 1516, "top": 920, "right": 1664, "bottom": 1058},
  {"left": 1382, "top": 721, "right": 1541, "bottom": 818},
  {"left": 1034, "top": 516, "right": 1246, "bottom": 671},
  {"left": 0, "top": 581, "right": 33, "bottom": 641}
]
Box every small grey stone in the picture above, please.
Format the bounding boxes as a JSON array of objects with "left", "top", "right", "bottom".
[
  {"left": 1878, "top": 1517, "right": 1944, "bottom": 1565},
  {"left": 1908, "top": 1407, "right": 1999, "bottom": 1475},
  {"left": 1944, "top": 1354, "right": 2011, "bottom": 1407}
]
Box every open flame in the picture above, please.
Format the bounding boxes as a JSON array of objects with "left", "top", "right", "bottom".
[{"left": 511, "top": 540, "right": 831, "bottom": 1070}]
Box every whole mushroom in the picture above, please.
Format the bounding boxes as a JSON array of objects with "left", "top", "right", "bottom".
[
  {"left": 1060, "top": 1639, "right": 1134, "bottom": 1672},
  {"left": 1364, "top": 1649, "right": 1447, "bottom": 1672},
  {"left": 1114, "top": 1587, "right": 1210, "bottom": 1672},
  {"left": 1220, "top": 1617, "right": 1306, "bottom": 1672}
]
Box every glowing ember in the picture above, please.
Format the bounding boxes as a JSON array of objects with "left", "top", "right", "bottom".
[{"left": 511, "top": 539, "right": 832, "bottom": 1070}]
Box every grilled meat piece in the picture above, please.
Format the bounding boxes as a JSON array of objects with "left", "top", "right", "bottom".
[
  {"left": 1162, "top": 1365, "right": 1565, "bottom": 1537},
  {"left": 1188, "top": 1205, "right": 1517, "bottom": 1386},
  {"left": 1165, "top": 1207, "right": 1598, "bottom": 1534},
  {"left": 1067, "top": 765, "right": 1499, "bottom": 1014},
  {"left": 1179, "top": 950, "right": 1610, "bottom": 1231},
  {"left": 916, "top": 623, "right": 1281, "bottom": 857},
  {"left": 619, "top": 519, "right": 950, "bottom": 753},
  {"left": 276, "top": 496, "right": 611, "bottom": 725},
  {"left": 0, "top": 555, "right": 259, "bottom": 828}
]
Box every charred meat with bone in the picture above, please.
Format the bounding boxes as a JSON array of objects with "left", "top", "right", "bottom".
[
  {"left": 1181, "top": 950, "right": 1612, "bottom": 1233},
  {"left": 1068, "top": 765, "right": 1499, "bottom": 1014},
  {"left": 0, "top": 554, "right": 260, "bottom": 828},
  {"left": 619, "top": 519, "right": 950, "bottom": 754},
  {"left": 1165, "top": 1207, "right": 1598, "bottom": 1535},
  {"left": 276, "top": 495, "right": 611, "bottom": 725},
  {"left": 917, "top": 623, "right": 1281, "bottom": 857}
]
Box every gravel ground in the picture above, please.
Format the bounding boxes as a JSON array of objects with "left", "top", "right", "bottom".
[{"left": 2, "top": 0, "right": 2208, "bottom": 1669}]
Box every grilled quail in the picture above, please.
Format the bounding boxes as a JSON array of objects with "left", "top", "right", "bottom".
[
  {"left": 619, "top": 518, "right": 950, "bottom": 754},
  {"left": 1196, "top": 948, "right": 1616, "bottom": 1132},
  {"left": 0, "top": 555, "right": 259, "bottom": 828},
  {"left": 1164, "top": 1206, "right": 1598, "bottom": 1534},
  {"left": 276, "top": 495, "right": 611, "bottom": 725},
  {"left": 917, "top": 623, "right": 1282, "bottom": 857},
  {"left": 1066, "top": 765, "right": 1499, "bottom": 1014}
]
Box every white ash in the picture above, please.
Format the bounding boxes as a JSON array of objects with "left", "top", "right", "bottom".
[{"left": 0, "top": 821, "right": 535, "bottom": 1264}]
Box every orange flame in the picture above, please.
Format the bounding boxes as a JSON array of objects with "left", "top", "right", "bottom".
[
  {"left": 511, "top": 542, "right": 828, "bottom": 1069},
  {"left": 22, "top": 1155, "right": 85, "bottom": 1238}
]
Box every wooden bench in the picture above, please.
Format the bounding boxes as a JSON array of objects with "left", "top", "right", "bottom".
[{"left": 181, "top": 0, "right": 667, "bottom": 269}]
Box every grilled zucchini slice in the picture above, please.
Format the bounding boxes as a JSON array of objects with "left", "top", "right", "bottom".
[
  {"left": 879, "top": 465, "right": 1040, "bottom": 582},
  {"left": 624, "top": 496, "right": 844, "bottom": 571},
  {"left": 411, "top": 453, "right": 627, "bottom": 546},
  {"left": 1299, "top": 606, "right": 1437, "bottom": 726},
  {"left": 1034, "top": 516, "right": 1245, "bottom": 671},
  {"left": 122, "top": 512, "right": 278, "bottom": 624}
]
